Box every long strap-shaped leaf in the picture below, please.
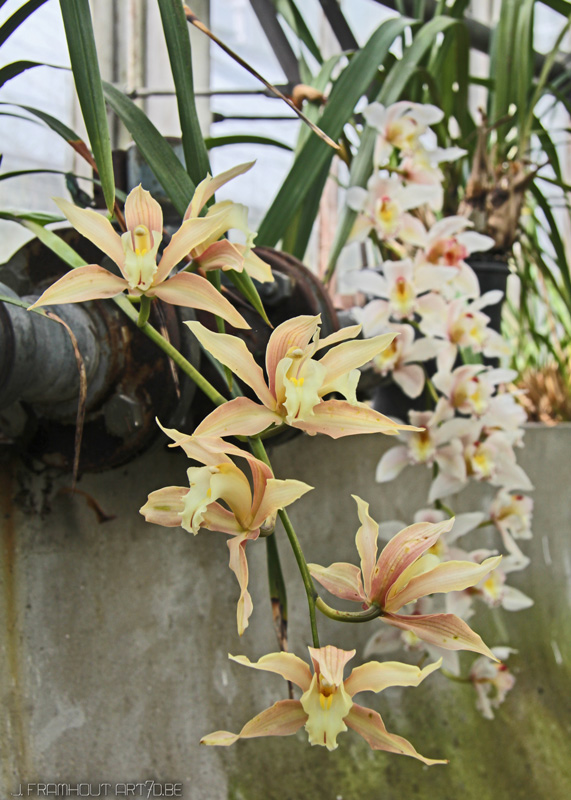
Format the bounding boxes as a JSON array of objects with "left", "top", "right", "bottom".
[
  {"left": 0, "top": 0, "right": 48, "bottom": 46},
  {"left": 157, "top": 0, "right": 210, "bottom": 186},
  {"left": 59, "top": 0, "right": 115, "bottom": 213},
  {"left": 256, "top": 16, "right": 409, "bottom": 248},
  {"left": 102, "top": 82, "right": 195, "bottom": 218},
  {"left": 325, "top": 14, "right": 461, "bottom": 280}
]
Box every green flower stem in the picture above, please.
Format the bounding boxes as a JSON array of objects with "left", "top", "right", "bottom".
[
  {"left": 315, "top": 597, "right": 382, "bottom": 623},
  {"left": 434, "top": 499, "right": 456, "bottom": 518},
  {"left": 425, "top": 375, "right": 439, "bottom": 405},
  {"left": 137, "top": 295, "right": 152, "bottom": 327},
  {"left": 248, "top": 435, "right": 319, "bottom": 645},
  {"left": 117, "top": 297, "right": 320, "bottom": 649},
  {"left": 278, "top": 508, "right": 320, "bottom": 649},
  {"left": 114, "top": 295, "right": 227, "bottom": 407},
  {"left": 441, "top": 668, "right": 471, "bottom": 684}
]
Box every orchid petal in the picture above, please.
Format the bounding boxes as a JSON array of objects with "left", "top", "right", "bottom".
[
  {"left": 375, "top": 446, "right": 409, "bottom": 482},
  {"left": 193, "top": 239, "right": 246, "bottom": 273},
  {"left": 385, "top": 555, "right": 503, "bottom": 612},
  {"left": 210, "top": 463, "right": 253, "bottom": 523},
  {"left": 250, "top": 478, "right": 313, "bottom": 530},
  {"left": 352, "top": 495, "right": 378, "bottom": 599},
  {"left": 229, "top": 652, "right": 312, "bottom": 691},
  {"left": 393, "top": 364, "right": 425, "bottom": 398},
  {"left": 193, "top": 397, "right": 282, "bottom": 438},
  {"left": 185, "top": 162, "right": 254, "bottom": 219},
  {"left": 382, "top": 612, "right": 498, "bottom": 659},
  {"left": 344, "top": 658, "right": 441, "bottom": 697},
  {"left": 316, "top": 324, "right": 363, "bottom": 350},
  {"left": 308, "top": 562, "right": 366, "bottom": 603},
  {"left": 308, "top": 645, "right": 355, "bottom": 686},
  {"left": 200, "top": 699, "right": 306, "bottom": 746},
  {"left": 266, "top": 316, "right": 321, "bottom": 397},
  {"left": 242, "top": 248, "right": 273, "bottom": 282},
  {"left": 291, "top": 399, "right": 415, "bottom": 439},
  {"left": 346, "top": 704, "right": 447, "bottom": 765},
  {"left": 151, "top": 273, "right": 249, "bottom": 329},
  {"left": 372, "top": 518, "right": 454, "bottom": 604},
  {"left": 318, "top": 333, "right": 397, "bottom": 394},
  {"left": 155, "top": 210, "right": 240, "bottom": 282},
  {"left": 185, "top": 323, "right": 275, "bottom": 407},
  {"left": 139, "top": 486, "right": 187, "bottom": 526},
  {"left": 202, "top": 502, "right": 244, "bottom": 534},
  {"left": 227, "top": 533, "right": 254, "bottom": 635},
  {"left": 27, "top": 265, "right": 127, "bottom": 309},
  {"left": 124, "top": 185, "right": 163, "bottom": 234},
  {"left": 54, "top": 198, "right": 125, "bottom": 269}
]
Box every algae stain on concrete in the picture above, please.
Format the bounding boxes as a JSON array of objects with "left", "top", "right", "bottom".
[{"left": 0, "top": 461, "right": 31, "bottom": 791}]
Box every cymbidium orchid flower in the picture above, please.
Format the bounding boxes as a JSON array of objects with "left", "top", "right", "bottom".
[
  {"left": 177, "top": 162, "right": 272, "bottom": 283},
  {"left": 415, "top": 216, "right": 495, "bottom": 298},
  {"left": 184, "top": 315, "right": 421, "bottom": 440},
  {"left": 345, "top": 259, "right": 450, "bottom": 321},
  {"left": 365, "top": 323, "right": 442, "bottom": 399},
  {"left": 201, "top": 645, "right": 446, "bottom": 763},
  {"left": 363, "top": 101, "right": 444, "bottom": 165},
  {"left": 469, "top": 647, "right": 517, "bottom": 720},
  {"left": 470, "top": 547, "right": 533, "bottom": 612},
  {"left": 140, "top": 443, "right": 312, "bottom": 635},
  {"left": 308, "top": 496, "right": 501, "bottom": 658},
  {"left": 375, "top": 400, "right": 457, "bottom": 482},
  {"left": 432, "top": 364, "right": 518, "bottom": 418},
  {"left": 27, "top": 163, "right": 269, "bottom": 325},
  {"left": 428, "top": 423, "right": 533, "bottom": 501},
  {"left": 490, "top": 490, "right": 533, "bottom": 547},
  {"left": 399, "top": 146, "right": 466, "bottom": 211},
  {"left": 417, "top": 292, "right": 511, "bottom": 372},
  {"left": 347, "top": 175, "right": 435, "bottom": 245}
]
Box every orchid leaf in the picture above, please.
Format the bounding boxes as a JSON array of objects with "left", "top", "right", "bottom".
[
  {"left": 256, "top": 16, "right": 409, "bottom": 248},
  {"left": 227, "top": 269, "right": 272, "bottom": 327},
  {"left": 157, "top": 0, "right": 210, "bottom": 185},
  {"left": 0, "top": 0, "right": 48, "bottom": 45},
  {"left": 204, "top": 134, "right": 293, "bottom": 152},
  {"left": 273, "top": 0, "right": 323, "bottom": 65},
  {"left": 103, "top": 81, "right": 195, "bottom": 218},
  {"left": 59, "top": 0, "right": 115, "bottom": 212}
]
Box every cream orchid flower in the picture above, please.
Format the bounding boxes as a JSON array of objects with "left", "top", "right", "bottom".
[
  {"left": 178, "top": 162, "right": 272, "bottom": 283},
  {"left": 308, "top": 496, "right": 501, "bottom": 659},
  {"left": 184, "top": 314, "right": 421, "bottom": 440},
  {"left": 363, "top": 101, "right": 445, "bottom": 164},
  {"left": 27, "top": 164, "right": 269, "bottom": 326},
  {"left": 201, "top": 645, "right": 446, "bottom": 764},
  {"left": 347, "top": 175, "right": 434, "bottom": 245},
  {"left": 469, "top": 647, "right": 517, "bottom": 720},
  {"left": 140, "top": 442, "right": 312, "bottom": 635}
]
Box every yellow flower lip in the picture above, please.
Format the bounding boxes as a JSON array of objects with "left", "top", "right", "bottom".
[{"left": 133, "top": 224, "right": 152, "bottom": 256}]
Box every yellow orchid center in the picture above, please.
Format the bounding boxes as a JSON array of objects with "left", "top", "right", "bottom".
[
  {"left": 300, "top": 674, "right": 353, "bottom": 751},
  {"left": 133, "top": 224, "right": 152, "bottom": 255}
]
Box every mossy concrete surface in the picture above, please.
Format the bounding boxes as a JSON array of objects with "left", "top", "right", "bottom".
[{"left": 1, "top": 425, "right": 570, "bottom": 800}]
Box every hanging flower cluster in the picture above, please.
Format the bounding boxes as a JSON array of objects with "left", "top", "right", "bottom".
[
  {"left": 32, "top": 158, "right": 512, "bottom": 760},
  {"left": 342, "top": 101, "right": 534, "bottom": 717}
]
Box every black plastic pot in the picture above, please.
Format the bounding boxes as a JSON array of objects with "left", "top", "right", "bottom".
[{"left": 467, "top": 255, "right": 510, "bottom": 334}]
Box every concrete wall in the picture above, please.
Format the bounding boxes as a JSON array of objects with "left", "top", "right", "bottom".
[{"left": 1, "top": 425, "right": 570, "bottom": 800}]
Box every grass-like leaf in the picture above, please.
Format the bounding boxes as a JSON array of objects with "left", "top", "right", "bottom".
[{"left": 157, "top": 0, "right": 210, "bottom": 186}]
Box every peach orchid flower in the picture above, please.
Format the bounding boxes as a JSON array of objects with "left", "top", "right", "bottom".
[
  {"left": 140, "top": 437, "right": 311, "bottom": 635},
  {"left": 308, "top": 496, "right": 501, "bottom": 659},
  {"left": 27, "top": 164, "right": 270, "bottom": 326},
  {"left": 183, "top": 314, "right": 422, "bottom": 440},
  {"left": 201, "top": 645, "right": 446, "bottom": 764}
]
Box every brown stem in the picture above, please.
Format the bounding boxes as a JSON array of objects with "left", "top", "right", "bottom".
[{"left": 183, "top": 5, "right": 340, "bottom": 152}]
